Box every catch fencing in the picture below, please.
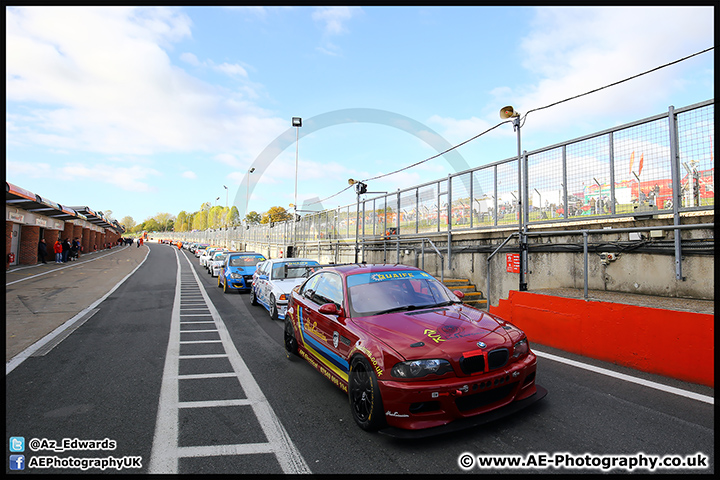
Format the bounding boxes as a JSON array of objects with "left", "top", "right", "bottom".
[{"left": 170, "top": 99, "right": 714, "bottom": 255}]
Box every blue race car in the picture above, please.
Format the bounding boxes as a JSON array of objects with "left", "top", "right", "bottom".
[{"left": 218, "top": 252, "right": 267, "bottom": 293}]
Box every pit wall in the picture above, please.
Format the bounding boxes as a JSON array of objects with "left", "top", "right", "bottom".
[{"left": 489, "top": 290, "right": 714, "bottom": 387}]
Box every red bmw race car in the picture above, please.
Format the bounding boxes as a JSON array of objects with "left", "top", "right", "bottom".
[{"left": 284, "top": 264, "right": 546, "bottom": 438}]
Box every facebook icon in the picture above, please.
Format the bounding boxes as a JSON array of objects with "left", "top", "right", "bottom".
[{"left": 10, "top": 455, "right": 25, "bottom": 470}]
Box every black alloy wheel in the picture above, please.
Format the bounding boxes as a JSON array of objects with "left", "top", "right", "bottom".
[
  {"left": 284, "top": 317, "right": 299, "bottom": 358},
  {"left": 348, "top": 356, "right": 385, "bottom": 431},
  {"left": 269, "top": 295, "right": 279, "bottom": 321}
]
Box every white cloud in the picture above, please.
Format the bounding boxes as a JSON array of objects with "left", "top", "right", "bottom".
[
  {"left": 5, "top": 6, "right": 284, "bottom": 160},
  {"left": 429, "top": 7, "right": 713, "bottom": 155},
  {"left": 426, "top": 115, "right": 496, "bottom": 145},
  {"left": 180, "top": 52, "right": 200, "bottom": 66},
  {"left": 312, "top": 7, "right": 356, "bottom": 36},
  {"left": 6, "top": 159, "right": 53, "bottom": 177},
  {"left": 216, "top": 62, "right": 248, "bottom": 78},
  {"left": 60, "top": 162, "right": 163, "bottom": 192},
  {"left": 182, "top": 170, "right": 197, "bottom": 179},
  {"left": 214, "top": 153, "right": 242, "bottom": 168},
  {"left": 311, "top": 7, "right": 361, "bottom": 56},
  {"left": 509, "top": 7, "right": 714, "bottom": 131}
]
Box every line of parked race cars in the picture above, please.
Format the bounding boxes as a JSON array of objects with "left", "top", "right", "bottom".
[{"left": 172, "top": 241, "right": 545, "bottom": 438}]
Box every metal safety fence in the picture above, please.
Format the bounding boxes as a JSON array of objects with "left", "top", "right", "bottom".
[{"left": 171, "top": 99, "right": 714, "bottom": 252}]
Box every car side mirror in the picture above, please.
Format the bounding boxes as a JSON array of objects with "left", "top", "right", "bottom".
[
  {"left": 319, "top": 303, "right": 343, "bottom": 316},
  {"left": 453, "top": 290, "right": 465, "bottom": 299}
]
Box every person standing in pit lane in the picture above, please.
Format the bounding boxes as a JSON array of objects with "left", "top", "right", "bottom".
[
  {"left": 62, "top": 238, "right": 71, "bottom": 262},
  {"left": 71, "top": 238, "right": 80, "bottom": 260},
  {"left": 54, "top": 238, "right": 63, "bottom": 263},
  {"left": 38, "top": 238, "right": 48, "bottom": 264}
]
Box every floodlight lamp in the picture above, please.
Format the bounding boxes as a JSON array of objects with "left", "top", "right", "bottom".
[
  {"left": 354, "top": 182, "right": 367, "bottom": 195},
  {"left": 292, "top": 117, "right": 302, "bottom": 127}
]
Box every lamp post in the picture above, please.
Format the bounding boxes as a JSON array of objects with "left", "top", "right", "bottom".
[
  {"left": 245, "top": 167, "right": 255, "bottom": 218},
  {"left": 245, "top": 167, "right": 255, "bottom": 217},
  {"left": 292, "top": 117, "right": 302, "bottom": 253},
  {"left": 500, "top": 105, "right": 527, "bottom": 291},
  {"left": 223, "top": 185, "right": 228, "bottom": 247}
]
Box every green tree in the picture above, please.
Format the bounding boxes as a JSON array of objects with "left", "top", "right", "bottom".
[
  {"left": 207, "top": 206, "right": 225, "bottom": 229},
  {"left": 261, "top": 206, "right": 291, "bottom": 224},
  {"left": 193, "top": 210, "right": 207, "bottom": 230},
  {"left": 226, "top": 206, "right": 240, "bottom": 226},
  {"left": 120, "top": 216, "right": 136, "bottom": 232},
  {"left": 143, "top": 218, "right": 161, "bottom": 232},
  {"left": 245, "top": 211, "right": 261, "bottom": 224},
  {"left": 154, "top": 212, "right": 174, "bottom": 232},
  {"left": 176, "top": 211, "right": 188, "bottom": 232}
]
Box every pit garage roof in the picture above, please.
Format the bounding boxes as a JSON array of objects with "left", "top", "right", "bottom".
[{"left": 6, "top": 182, "right": 123, "bottom": 233}]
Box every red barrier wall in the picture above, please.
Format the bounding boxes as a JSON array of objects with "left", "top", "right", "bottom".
[{"left": 489, "top": 291, "right": 714, "bottom": 387}]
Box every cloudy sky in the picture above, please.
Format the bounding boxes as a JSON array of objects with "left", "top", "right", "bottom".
[{"left": 5, "top": 6, "right": 714, "bottom": 224}]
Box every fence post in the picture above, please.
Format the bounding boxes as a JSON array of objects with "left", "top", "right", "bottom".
[{"left": 667, "top": 105, "right": 685, "bottom": 281}]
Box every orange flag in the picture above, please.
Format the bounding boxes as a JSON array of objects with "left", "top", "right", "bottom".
[
  {"left": 629, "top": 151, "right": 635, "bottom": 175},
  {"left": 638, "top": 153, "right": 644, "bottom": 176}
]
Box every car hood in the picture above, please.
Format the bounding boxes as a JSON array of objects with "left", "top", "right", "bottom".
[
  {"left": 229, "top": 266, "right": 255, "bottom": 274},
  {"left": 272, "top": 278, "right": 308, "bottom": 293},
  {"left": 351, "top": 304, "right": 522, "bottom": 359}
]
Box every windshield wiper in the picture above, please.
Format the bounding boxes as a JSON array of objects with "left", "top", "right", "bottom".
[
  {"left": 372, "top": 304, "right": 431, "bottom": 316},
  {"left": 430, "top": 300, "right": 461, "bottom": 307}
]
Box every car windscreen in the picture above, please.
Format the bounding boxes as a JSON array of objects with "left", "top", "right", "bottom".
[
  {"left": 346, "top": 270, "right": 461, "bottom": 317},
  {"left": 229, "top": 255, "right": 265, "bottom": 267},
  {"left": 271, "top": 261, "right": 320, "bottom": 280}
]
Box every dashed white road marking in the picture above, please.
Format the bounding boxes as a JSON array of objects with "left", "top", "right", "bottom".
[{"left": 149, "top": 249, "right": 310, "bottom": 474}]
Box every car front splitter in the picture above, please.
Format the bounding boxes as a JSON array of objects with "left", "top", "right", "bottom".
[{"left": 378, "top": 384, "right": 547, "bottom": 439}]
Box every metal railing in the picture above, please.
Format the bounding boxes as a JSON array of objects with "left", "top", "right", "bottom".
[{"left": 165, "top": 100, "right": 714, "bottom": 282}]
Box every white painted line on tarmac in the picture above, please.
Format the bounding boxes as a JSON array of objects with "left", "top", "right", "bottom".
[
  {"left": 6, "top": 247, "right": 151, "bottom": 375},
  {"left": 178, "top": 354, "right": 228, "bottom": 359},
  {"left": 179, "top": 399, "right": 253, "bottom": 409},
  {"left": 149, "top": 248, "right": 310, "bottom": 474},
  {"left": 534, "top": 349, "right": 714, "bottom": 405}
]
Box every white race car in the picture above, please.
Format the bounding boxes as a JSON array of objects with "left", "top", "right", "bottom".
[
  {"left": 199, "top": 247, "right": 221, "bottom": 267},
  {"left": 208, "top": 250, "right": 229, "bottom": 276},
  {"left": 250, "top": 258, "right": 321, "bottom": 320}
]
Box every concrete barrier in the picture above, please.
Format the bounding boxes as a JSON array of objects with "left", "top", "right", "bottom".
[{"left": 489, "top": 290, "right": 714, "bottom": 387}]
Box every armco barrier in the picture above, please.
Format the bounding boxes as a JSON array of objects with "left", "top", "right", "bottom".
[{"left": 489, "top": 291, "right": 713, "bottom": 387}]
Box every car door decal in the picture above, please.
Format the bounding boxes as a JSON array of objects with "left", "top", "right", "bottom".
[{"left": 297, "top": 306, "right": 349, "bottom": 380}]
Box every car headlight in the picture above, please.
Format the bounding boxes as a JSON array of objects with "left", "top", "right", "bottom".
[
  {"left": 278, "top": 294, "right": 287, "bottom": 301},
  {"left": 512, "top": 338, "right": 529, "bottom": 359},
  {"left": 230, "top": 273, "right": 242, "bottom": 279},
  {"left": 391, "top": 359, "right": 453, "bottom": 378}
]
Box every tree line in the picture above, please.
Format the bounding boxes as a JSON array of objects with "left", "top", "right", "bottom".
[{"left": 119, "top": 204, "right": 293, "bottom": 235}]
